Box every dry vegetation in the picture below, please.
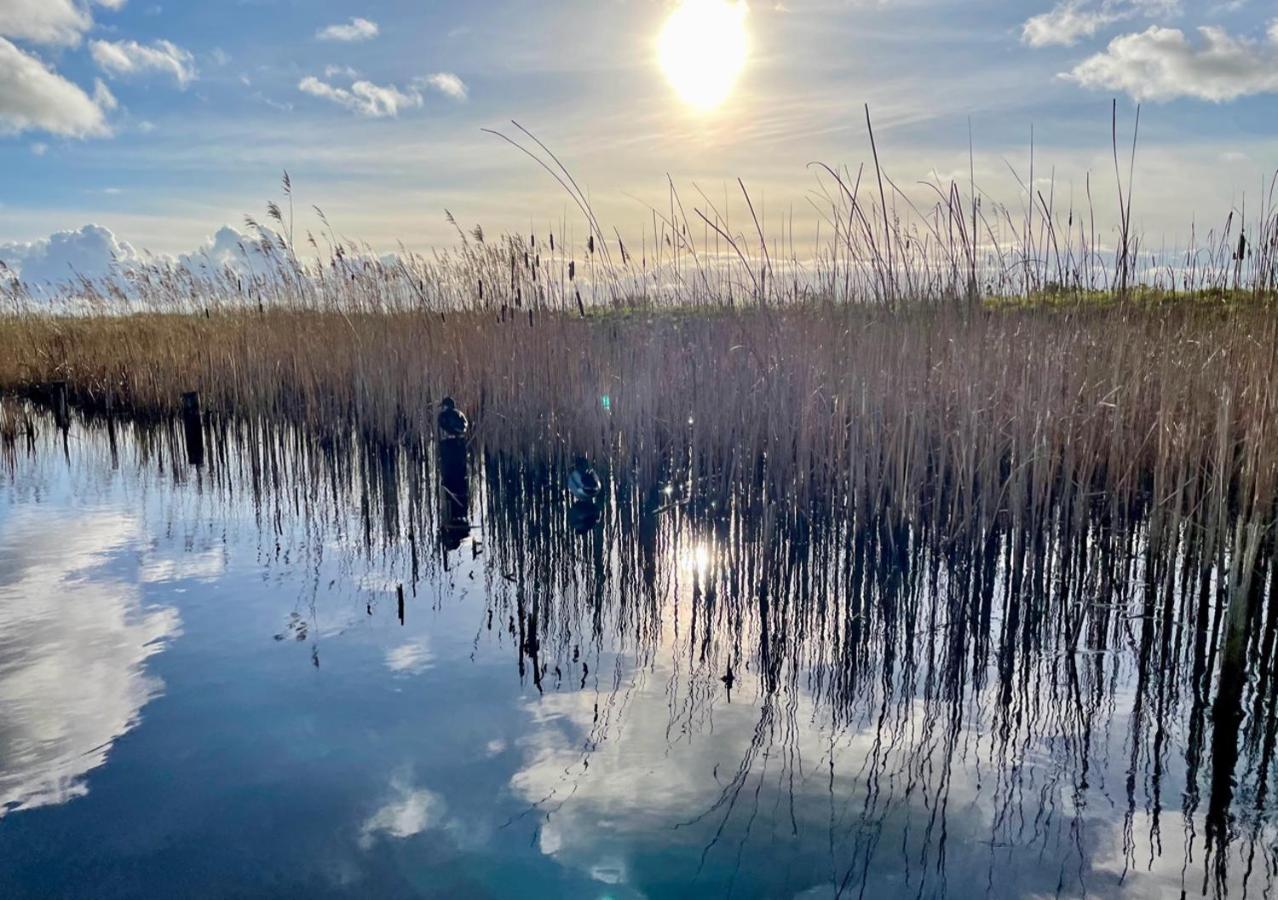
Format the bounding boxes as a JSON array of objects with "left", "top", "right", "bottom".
[{"left": 2, "top": 113, "right": 1277, "bottom": 561}]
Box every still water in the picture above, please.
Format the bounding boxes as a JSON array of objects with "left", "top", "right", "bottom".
[{"left": 1, "top": 418, "right": 1275, "bottom": 898}]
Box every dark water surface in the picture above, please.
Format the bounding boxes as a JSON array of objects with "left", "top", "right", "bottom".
[{"left": 1, "top": 418, "right": 1276, "bottom": 899}]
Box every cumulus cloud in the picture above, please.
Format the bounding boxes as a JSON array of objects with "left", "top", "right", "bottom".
[
  {"left": 0, "top": 0, "right": 126, "bottom": 46},
  {"left": 0, "top": 39, "right": 112, "bottom": 137},
  {"left": 0, "top": 224, "right": 137, "bottom": 286},
  {"left": 179, "top": 225, "right": 285, "bottom": 279},
  {"left": 1064, "top": 23, "right": 1278, "bottom": 101},
  {"left": 298, "top": 75, "right": 423, "bottom": 118},
  {"left": 91, "top": 38, "right": 198, "bottom": 87},
  {"left": 0, "top": 0, "right": 90, "bottom": 47},
  {"left": 0, "top": 3, "right": 124, "bottom": 138},
  {"left": 1021, "top": 0, "right": 1179, "bottom": 48},
  {"left": 0, "top": 223, "right": 293, "bottom": 292},
  {"left": 419, "top": 72, "right": 468, "bottom": 101},
  {"left": 316, "top": 17, "right": 379, "bottom": 42}
]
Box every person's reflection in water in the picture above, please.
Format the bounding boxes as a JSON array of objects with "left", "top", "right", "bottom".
[
  {"left": 438, "top": 436, "right": 470, "bottom": 554},
  {"left": 568, "top": 498, "right": 600, "bottom": 535}
]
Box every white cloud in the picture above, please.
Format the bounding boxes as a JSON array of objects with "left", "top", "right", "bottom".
[
  {"left": 1, "top": 223, "right": 295, "bottom": 297},
  {"left": 93, "top": 78, "right": 118, "bottom": 111},
  {"left": 420, "top": 72, "right": 468, "bottom": 101},
  {"left": 0, "top": 0, "right": 126, "bottom": 47},
  {"left": 1064, "top": 24, "right": 1278, "bottom": 101},
  {"left": 0, "top": 0, "right": 91, "bottom": 47},
  {"left": 0, "top": 39, "right": 111, "bottom": 137},
  {"left": 1023, "top": 1, "right": 1122, "bottom": 47},
  {"left": 297, "top": 71, "right": 466, "bottom": 117},
  {"left": 298, "top": 75, "right": 423, "bottom": 118},
  {"left": 0, "top": 224, "right": 137, "bottom": 285},
  {"left": 179, "top": 225, "right": 283, "bottom": 279},
  {"left": 1021, "top": 0, "right": 1180, "bottom": 48},
  {"left": 316, "top": 17, "right": 379, "bottom": 42},
  {"left": 91, "top": 38, "right": 198, "bottom": 87}
]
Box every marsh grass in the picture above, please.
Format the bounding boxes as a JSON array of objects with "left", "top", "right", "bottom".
[
  {"left": 1, "top": 110, "right": 1277, "bottom": 584},
  {"left": 3, "top": 299, "right": 1276, "bottom": 540}
]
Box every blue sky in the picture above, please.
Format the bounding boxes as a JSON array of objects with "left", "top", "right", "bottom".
[{"left": 1, "top": 0, "right": 1276, "bottom": 276}]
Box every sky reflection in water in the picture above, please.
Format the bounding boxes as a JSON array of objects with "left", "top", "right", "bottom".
[{"left": 0, "top": 419, "right": 1275, "bottom": 899}]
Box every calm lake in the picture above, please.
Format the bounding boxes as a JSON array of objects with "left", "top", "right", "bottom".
[{"left": 1, "top": 416, "right": 1276, "bottom": 899}]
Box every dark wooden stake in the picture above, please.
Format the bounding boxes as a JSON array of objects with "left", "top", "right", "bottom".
[
  {"left": 50, "top": 381, "right": 69, "bottom": 431},
  {"left": 181, "top": 390, "right": 205, "bottom": 467}
]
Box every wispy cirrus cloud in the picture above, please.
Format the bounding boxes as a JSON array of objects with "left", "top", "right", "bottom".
[
  {"left": 1021, "top": 0, "right": 1179, "bottom": 48},
  {"left": 316, "top": 17, "right": 379, "bottom": 42},
  {"left": 91, "top": 39, "right": 199, "bottom": 88},
  {"left": 1064, "top": 22, "right": 1278, "bottom": 100}
]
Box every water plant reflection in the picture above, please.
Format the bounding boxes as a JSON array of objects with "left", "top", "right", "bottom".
[{"left": 5, "top": 413, "right": 1277, "bottom": 895}]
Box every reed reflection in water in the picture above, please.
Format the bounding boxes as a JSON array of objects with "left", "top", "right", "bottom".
[{"left": 2, "top": 411, "right": 1277, "bottom": 898}]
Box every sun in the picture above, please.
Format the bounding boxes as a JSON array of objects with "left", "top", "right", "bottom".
[{"left": 658, "top": 0, "right": 750, "bottom": 112}]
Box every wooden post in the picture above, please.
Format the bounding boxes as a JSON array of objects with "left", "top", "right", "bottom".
[
  {"left": 181, "top": 390, "right": 205, "bottom": 467},
  {"left": 105, "top": 392, "right": 118, "bottom": 464},
  {"left": 50, "top": 381, "right": 68, "bottom": 431}
]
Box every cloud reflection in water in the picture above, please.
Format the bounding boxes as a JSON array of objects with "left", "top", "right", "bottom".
[{"left": 0, "top": 509, "right": 180, "bottom": 817}]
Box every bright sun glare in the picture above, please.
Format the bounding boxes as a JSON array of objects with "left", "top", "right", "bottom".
[{"left": 658, "top": 0, "right": 750, "bottom": 112}]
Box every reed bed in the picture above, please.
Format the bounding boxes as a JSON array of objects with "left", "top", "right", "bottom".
[
  {"left": 3, "top": 299, "right": 1276, "bottom": 538},
  {"left": 2, "top": 112, "right": 1277, "bottom": 588}
]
